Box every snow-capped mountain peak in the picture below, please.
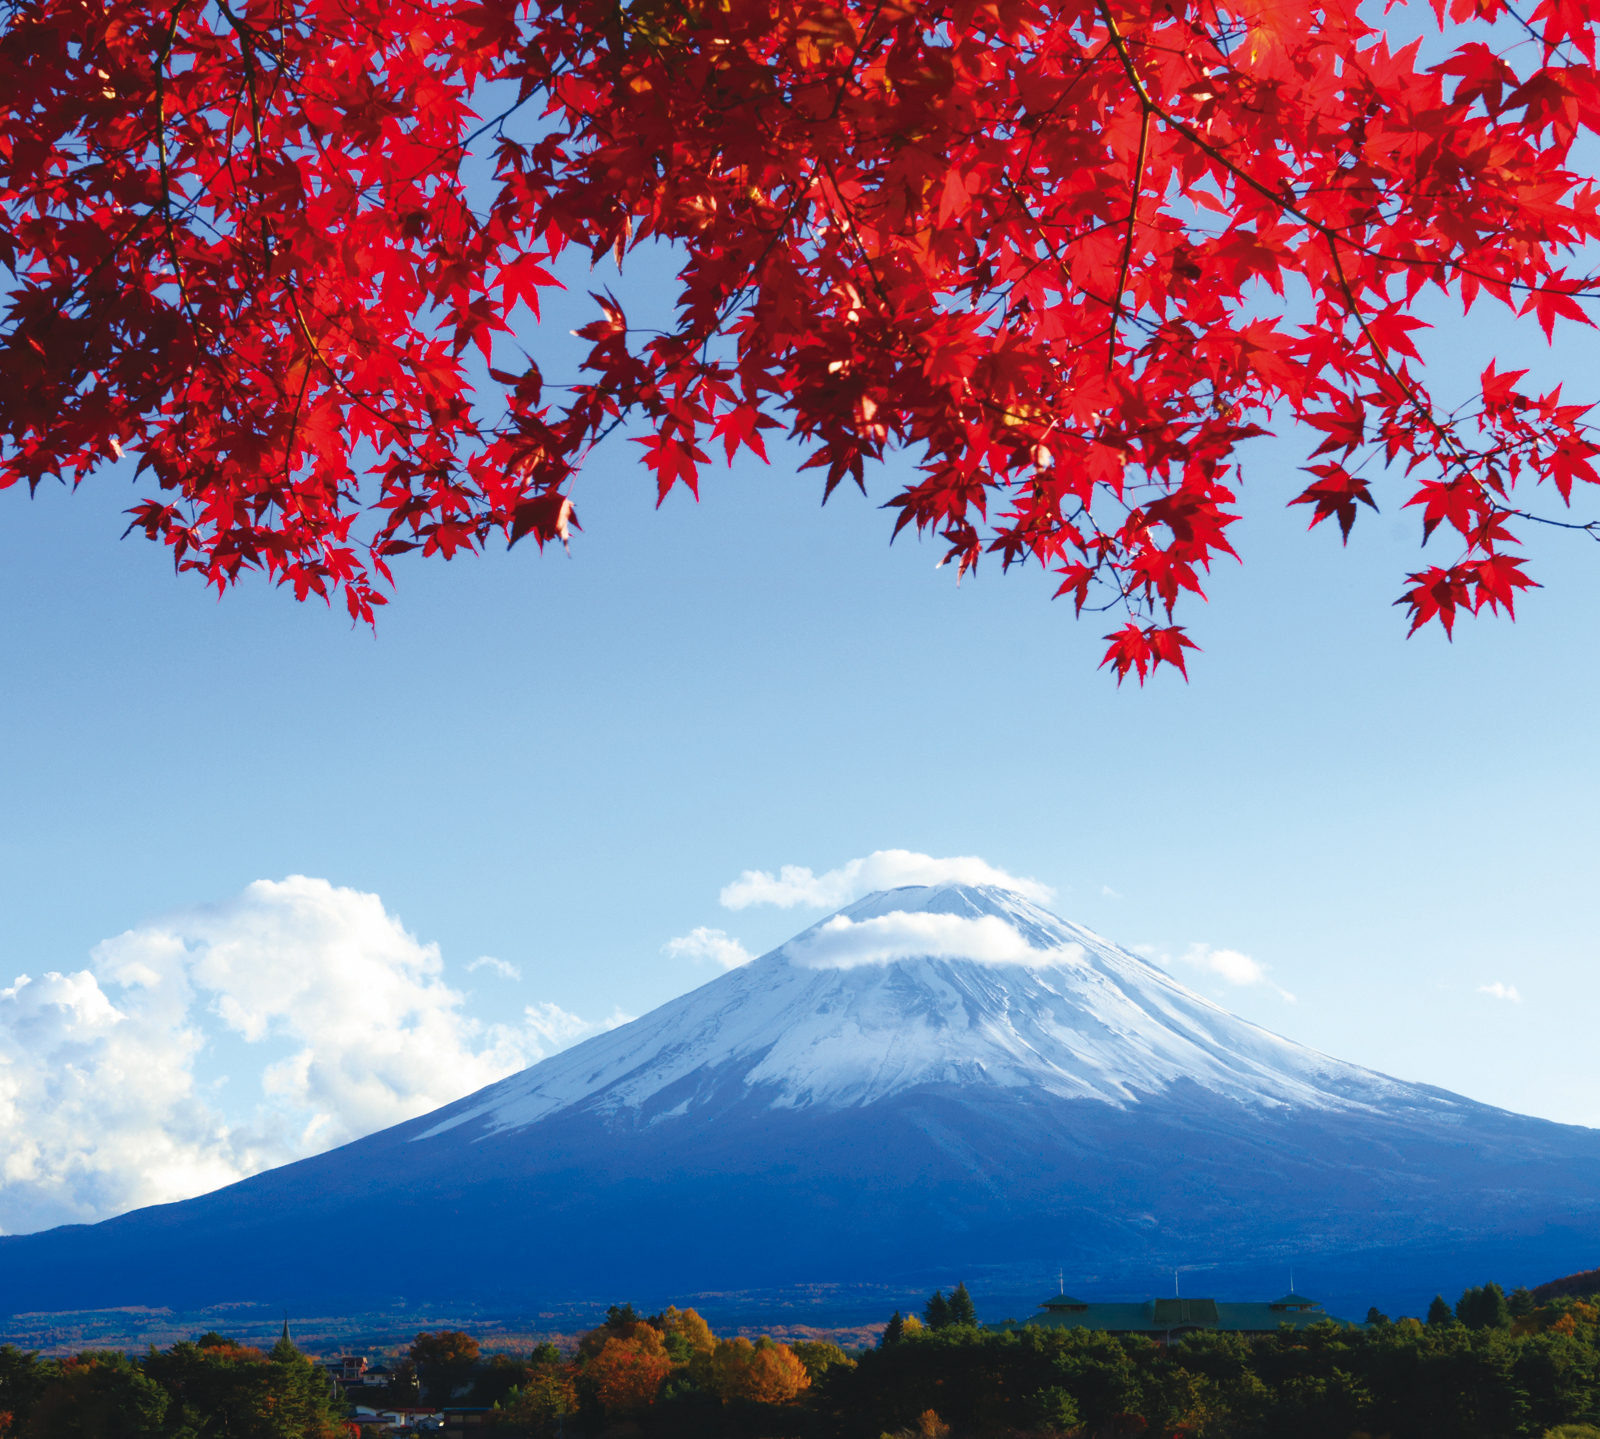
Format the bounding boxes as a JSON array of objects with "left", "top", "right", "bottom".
[{"left": 416, "top": 883, "right": 1426, "bottom": 1145}]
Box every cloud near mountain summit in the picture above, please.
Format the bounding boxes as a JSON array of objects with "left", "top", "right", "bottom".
[
  {"left": 719, "top": 849, "right": 1053, "bottom": 910},
  {"left": 789, "top": 910, "right": 1079, "bottom": 970}
]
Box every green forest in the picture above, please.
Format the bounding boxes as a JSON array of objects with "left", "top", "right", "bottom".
[{"left": 8, "top": 1284, "right": 1600, "bottom": 1439}]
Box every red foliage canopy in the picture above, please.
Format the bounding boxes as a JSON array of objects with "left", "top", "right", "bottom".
[{"left": 5, "top": 0, "right": 1600, "bottom": 677}]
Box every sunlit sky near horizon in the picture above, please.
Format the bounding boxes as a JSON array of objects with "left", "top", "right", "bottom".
[{"left": 5, "top": 87, "right": 1600, "bottom": 1235}]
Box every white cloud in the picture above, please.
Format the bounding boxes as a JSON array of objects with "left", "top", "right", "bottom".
[
  {"left": 1180, "top": 943, "right": 1267, "bottom": 987},
  {"left": 468, "top": 956, "right": 522, "bottom": 981},
  {"left": 719, "top": 850, "right": 1053, "bottom": 910},
  {"left": 664, "top": 927, "right": 755, "bottom": 970},
  {"left": 1478, "top": 982, "right": 1522, "bottom": 1003},
  {"left": 789, "top": 911, "right": 1078, "bottom": 970},
  {"left": 1173, "top": 943, "right": 1295, "bottom": 1002},
  {"left": 0, "top": 877, "right": 605, "bottom": 1236},
  {"left": 528, "top": 998, "right": 620, "bottom": 1043}
]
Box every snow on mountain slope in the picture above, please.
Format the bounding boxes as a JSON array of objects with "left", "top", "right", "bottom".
[
  {"left": 10, "top": 880, "right": 1599, "bottom": 1320},
  {"left": 418, "top": 883, "right": 1439, "bottom": 1144}
]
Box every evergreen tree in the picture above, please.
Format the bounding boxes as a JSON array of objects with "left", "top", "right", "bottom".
[
  {"left": 0, "top": 1344, "right": 57, "bottom": 1432},
  {"left": 948, "top": 1283, "right": 977, "bottom": 1327},
  {"left": 1456, "top": 1281, "right": 1512, "bottom": 1329},
  {"left": 879, "top": 1313, "right": 906, "bottom": 1348},
  {"left": 923, "top": 1292, "right": 951, "bottom": 1331},
  {"left": 1366, "top": 1307, "right": 1390, "bottom": 1326},
  {"left": 263, "top": 1331, "right": 344, "bottom": 1439},
  {"left": 1510, "top": 1286, "right": 1537, "bottom": 1318},
  {"left": 23, "top": 1352, "right": 169, "bottom": 1439},
  {"left": 1427, "top": 1295, "right": 1455, "bottom": 1326}
]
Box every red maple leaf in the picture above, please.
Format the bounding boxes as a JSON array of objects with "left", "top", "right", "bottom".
[{"left": 2, "top": 0, "right": 1596, "bottom": 676}]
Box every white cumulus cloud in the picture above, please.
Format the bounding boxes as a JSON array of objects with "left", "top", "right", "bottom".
[
  {"left": 1173, "top": 943, "right": 1295, "bottom": 1002},
  {"left": 0, "top": 876, "right": 604, "bottom": 1236},
  {"left": 719, "top": 849, "right": 1053, "bottom": 910},
  {"left": 664, "top": 927, "right": 755, "bottom": 970},
  {"left": 789, "top": 911, "right": 1077, "bottom": 970},
  {"left": 1479, "top": 982, "right": 1522, "bottom": 1003}
]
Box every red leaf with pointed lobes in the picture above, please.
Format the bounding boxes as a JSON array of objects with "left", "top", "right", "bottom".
[
  {"left": 1469, "top": 551, "right": 1539, "bottom": 617},
  {"left": 1304, "top": 395, "right": 1366, "bottom": 460},
  {"left": 711, "top": 404, "right": 779, "bottom": 464},
  {"left": 1053, "top": 562, "right": 1098, "bottom": 613},
  {"left": 508, "top": 494, "right": 579, "bottom": 550},
  {"left": 4, "top": 0, "right": 1599, "bottom": 675},
  {"left": 1291, "top": 464, "right": 1379, "bottom": 543},
  {"left": 1404, "top": 478, "right": 1490, "bottom": 544},
  {"left": 1099, "top": 623, "right": 1199, "bottom": 686}
]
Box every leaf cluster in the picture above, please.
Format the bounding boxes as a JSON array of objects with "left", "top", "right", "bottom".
[
  {"left": 0, "top": 1335, "right": 344, "bottom": 1439},
  {"left": 7, "top": 0, "right": 1600, "bottom": 670}
]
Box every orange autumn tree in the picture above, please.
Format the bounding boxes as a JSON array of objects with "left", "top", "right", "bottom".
[
  {"left": 584, "top": 1335, "right": 675, "bottom": 1415},
  {"left": 572, "top": 1303, "right": 715, "bottom": 1416},
  {"left": 6, "top": 0, "right": 1600, "bottom": 676},
  {"left": 709, "top": 1337, "right": 812, "bottom": 1404},
  {"left": 570, "top": 1305, "right": 813, "bottom": 1415},
  {"left": 408, "top": 1331, "right": 481, "bottom": 1403}
]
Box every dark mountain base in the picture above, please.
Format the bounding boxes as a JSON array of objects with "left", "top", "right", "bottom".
[{"left": 6, "top": 1081, "right": 1600, "bottom": 1324}]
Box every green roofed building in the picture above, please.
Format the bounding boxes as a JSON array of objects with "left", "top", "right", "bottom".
[{"left": 992, "top": 1290, "right": 1351, "bottom": 1342}]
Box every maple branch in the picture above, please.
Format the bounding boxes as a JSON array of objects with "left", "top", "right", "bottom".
[
  {"left": 1108, "top": 105, "right": 1152, "bottom": 374},
  {"left": 214, "top": 0, "right": 274, "bottom": 260},
  {"left": 1498, "top": 507, "right": 1600, "bottom": 538},
  {"left": 280, "top": 281, "right": 423, "bottom": 450},
  {"left": 152, "top": 4, "right": 194, "bottom": 318},
  {"left": 1099, "top": 7, "right": 1600, "bottom": 307}
]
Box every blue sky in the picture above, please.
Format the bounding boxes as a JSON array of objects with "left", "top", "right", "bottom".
[{"left": 3, "top": 170, "right": 1600, "bottom": 1235}]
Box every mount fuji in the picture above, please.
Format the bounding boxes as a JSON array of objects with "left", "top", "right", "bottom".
[{"left": 6, "top": 883, "right": 1600, "bottom": 1320}]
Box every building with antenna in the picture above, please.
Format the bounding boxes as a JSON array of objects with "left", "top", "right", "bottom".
[{"left": 990, "top": 1290, "right": 1352, "bottom": 1343}]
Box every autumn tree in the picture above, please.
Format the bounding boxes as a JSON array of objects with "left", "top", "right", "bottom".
[
  {"left": 408, "top": 1332, "right": 481, "bottom": 1403},
  {"left": 582, "top": 1333, "right": 674, "bottom": 1416},
  {"left": 703, "top": 1337, "right": 811, "bottom": 1404},
  {"left": 7, "top": 0, "right": 1600, "bottom": 677},
  {"left": 734, "top": 1340, "right": 812, "bottom": 1405},
  {"left": 575, "top": 1304, "right": 660, "bottom": 1363},
  {"left": 648, "top": 1306, "right": 717, "bottom": 1363}
]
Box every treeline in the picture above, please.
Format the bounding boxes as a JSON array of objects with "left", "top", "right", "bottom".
[
  {"left": 0, "top": 1331, "right": 341, "bottom": 1439},
  {"left": 8, "top": 1282, "right": 1600, "bottom": 1439},
  {"left": 823, "top": 1291, "right": 1600, "bottom": 1439},
  {"left": 451, "top": 1284, "right": 1600, "bottom": 1439}
]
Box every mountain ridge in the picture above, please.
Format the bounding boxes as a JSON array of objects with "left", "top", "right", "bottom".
[
  {"left": 3, "top": 882, "right": 1596, "bottom": 1321},
  {"left": 417, "top": 882, "right": 1499, "bottom": 1140}
]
